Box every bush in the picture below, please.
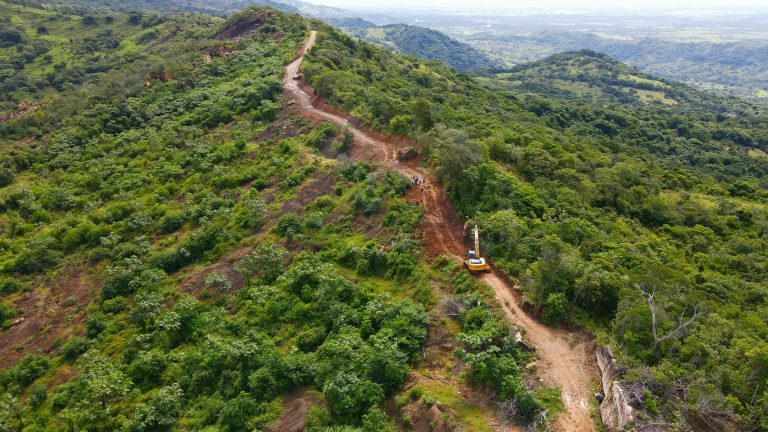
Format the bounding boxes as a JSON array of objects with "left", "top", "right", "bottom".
[
  {"left": 87, "top": 313, "right": 106, "bottom": 338},
  {"left": 0, "top": 302, "right": 16, "bottom": 329},
  {"left": 276, "top": 213, "right": 302, "bottom": 240},
  {"left": 157, "top": 210, "right": 186, "bottom": 234},
  {"left": 61, "top": 336, "right": 90, "bottom": 361},
  {"left": 542, "top": 292, "right": 568, "bottom": 324},
  {"left": 102, "top": 296, "right": 130, "bottom": 314},
  {"left": 0, "top": 354, "right": 49, "bottom": 389},
  {"left": 29, "top": 383, "right": 47, "bottom": 408},
  {"left": 13, "top": 235, "right": 63, "bottom": 274},
  {"left": 0, "top": 278, "right": 20, "bottom": 295}
]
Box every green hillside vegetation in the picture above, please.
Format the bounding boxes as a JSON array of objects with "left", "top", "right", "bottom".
[
  {"left": 348, "top": 23, "right": 497, "bottom": 71},
  {"left": 303, "top": 24, "right": 768, "bottom": 430},
  {"left": 466, "top": 31, "right": 768, "bottom": 101},
  {"left": 0, "top": 5, "right": 538, "bottom": 431},
  {"left": 484, "top": 50, "right": 678, "bottom": 105},
  {"left": 0, "top": 0, "right": 206, "bottom": 117}
]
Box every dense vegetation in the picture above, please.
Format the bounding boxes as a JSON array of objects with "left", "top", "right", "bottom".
[
  {"left": 303, "top": 23, "right": 768, "bottom": 430},
  {"left": 346, "top": 23, "right": 497, "bottom": 71},
  {"left": 465, "top": 31, "right": 768, "bottom": 101},
  {"left": 0, "top": 5, "right": 505, "bottom": 430},
  {"left": 0, "top": 0, "right": 188, "bottom": 118}
]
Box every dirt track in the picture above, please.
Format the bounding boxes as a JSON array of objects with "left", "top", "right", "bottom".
[{"left": 284, "top": 30, "right": 597, "bottom": 432}]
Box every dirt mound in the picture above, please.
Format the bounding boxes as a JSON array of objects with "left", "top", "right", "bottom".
[
  {"left": 216, "top": 10, "right": 273, "bottom": 40},
  {"left": 402, "top": 400, "right": 456, "bottom": 432}
]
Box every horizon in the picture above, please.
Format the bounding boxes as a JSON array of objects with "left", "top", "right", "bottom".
[{"left": 306, "top": 0, "right": 768, "bottom": 12}]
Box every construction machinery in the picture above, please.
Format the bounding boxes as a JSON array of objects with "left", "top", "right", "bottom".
[{"left": 465, "top": 224, "right": 491, "bottom": 273}]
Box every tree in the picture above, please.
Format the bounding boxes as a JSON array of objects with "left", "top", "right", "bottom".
[
  {"left": 637, "top": 285, "right": 706, "bottom": 360},
  {"left": 219, "top": 392, "right": 258, "bottom": 431},
  {"left": 128, "top": 384, "right": 184, "bottom": 432},
  {"left": 80, "top": 351, "right": 131, "bottom": 406},
  {"left": 132, "top": 292, "right": 165, "bottom": 331},
  {"left": 340, "top": 127, "right": 354, "bottom": 153},
  {"left": 235, "top": 244, "right": 287, "bottom": 285},
  {"left": 204, "top": 271, "right": 232, "bottom": 292},
  {"left": 431, "top": 128, "right": 483, "bottom": 183},
  {"left": 276, "top": 213, "right": 302, "bottom": 241},
  {"left": 322, "top": 372, "right": 384, "bottom": 422},
  {"left": 237, "top": 192, "right": 268, "bottom": 229},
  {"left": 412, "top": 98, "right": 433, "bottom": 131}
]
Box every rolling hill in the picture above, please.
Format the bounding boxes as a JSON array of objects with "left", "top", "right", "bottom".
[
  {"left": 347, "top": 23, "right": 498, "bottom": 71},
  {"left": 467, "top": 30, "right": 768, "bottom": 101}
]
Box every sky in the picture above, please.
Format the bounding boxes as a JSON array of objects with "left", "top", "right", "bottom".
[{"left": 310, "top": 0, "right": 768, "bottom": 10}]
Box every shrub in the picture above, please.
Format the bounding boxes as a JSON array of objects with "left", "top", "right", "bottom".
[
  {"left": 61, "top": 336, "right": 90, "bottom": 361},
  {"left": 102, "top": 296, "right": 130, "bottom": 314},
  {"left": 276, "top": 213, "right": 302, "bottom": 240},
  {"left": 542, "top": 292, "right": 568, "bottom": 324}
]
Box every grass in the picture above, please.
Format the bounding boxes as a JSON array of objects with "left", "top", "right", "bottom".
[
  {"left": 413, "top": 380, "right": 494, "bottom": 432},
  {"left": 535, "top": 386, "right": 565, "bottom": 417},
  {"left": 632, "top": 89, "right": 677, "bottom": 105},
  {"left": 620, "top": 73, "right": 669, "bottom": 89},
  {"left": 748, "top": 148, "right": 768, "bottom": 159}
]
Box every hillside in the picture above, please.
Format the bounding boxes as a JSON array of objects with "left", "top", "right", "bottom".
[
  {"left": 482, "top": 49, "right": 768, "bottom": 113},
  {"left": 347, "top": 23, "right": 497, "bottom": 71},
  {"left": 1, "top": 3, "right": 768, "bottom": 432},
  {"left": 0, "top": 0, "right": 201, "bottom": 118},
  {"left": 9, "top": 0, "right": 355, "bottom": 18},
  {"left": 303, "top": 21, "right": 768, "bottom": 431},
  {"left": 0, "top": 5, "right": 543, "bottom": 432},
  {"left": 466, "top": 31, "right": 768, "bottom": 101}
]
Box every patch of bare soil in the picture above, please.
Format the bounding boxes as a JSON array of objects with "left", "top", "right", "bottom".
[
  {"left": 0, "top": 271, "right": 96, "bottom": 368},
  {"left": 1, "top": 102, "right": 40, "bottom": 124},
  {"left": 280, "top": 173, "right": 335, "bottom": 215},
  {"left": 215, "top": 9, "right": 272, "bottom": 40},
  {"left": 283, "top": 30, "right": 600, "bottom": 432},
  {"left": 264, "top": 388, "right": 323, "bottom": 432},
  {"left": 177, "top": 248, "right": 251, "bottom": 299}
]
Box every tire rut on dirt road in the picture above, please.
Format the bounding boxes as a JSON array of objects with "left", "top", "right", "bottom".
[{"left": 284, "top": 30, "right": 598, "bottom": 432}]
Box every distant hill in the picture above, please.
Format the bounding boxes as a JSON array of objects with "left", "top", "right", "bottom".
[
  {"left": 484, "top": 49, "right": 764, "bottom": 113},
  {"left": 31, "top": 0, "right": 352, "bottom": 18},
  {"left": 348, "top": 24, "right": 497, "bottom": 71},
  {"left": 467, "top": 31, "right": 768, "bottom": 101}
]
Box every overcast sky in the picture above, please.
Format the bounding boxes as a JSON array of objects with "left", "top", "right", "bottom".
[{"left": 310, "top": 0, "right": 768, "bottom": 10}]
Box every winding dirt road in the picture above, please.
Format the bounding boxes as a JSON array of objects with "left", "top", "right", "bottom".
[{"left": 284, "top": 30, "right": 597, "bottom": 432}]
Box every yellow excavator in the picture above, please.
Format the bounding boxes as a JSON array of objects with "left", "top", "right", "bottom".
[{"left": 465, "top": 224, "right": 491, "bottom": 273}]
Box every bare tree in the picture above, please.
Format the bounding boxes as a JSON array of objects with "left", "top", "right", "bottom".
[{"left": 636, "top": 284, "right": 706, "bottom": 359}]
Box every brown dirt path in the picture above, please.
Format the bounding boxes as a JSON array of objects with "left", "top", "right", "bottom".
[{"left": 284, "top": 30, "right": 597, "bottom": 432}]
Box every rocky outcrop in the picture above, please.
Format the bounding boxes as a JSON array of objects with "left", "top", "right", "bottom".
[
  {"left": 397, "top": 146, "right": 418, "bottom": 161},
  {"left": 596, "top": 346, "right": 634, "bottom": 431}
]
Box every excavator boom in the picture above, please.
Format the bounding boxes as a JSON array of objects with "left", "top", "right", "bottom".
[{"left": 465, "top": 224, "right": 491, "bottom": 273}]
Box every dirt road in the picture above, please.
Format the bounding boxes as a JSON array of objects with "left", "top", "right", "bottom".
[{"left": 284, "top": 30, "right": 597, "bottom": 432}]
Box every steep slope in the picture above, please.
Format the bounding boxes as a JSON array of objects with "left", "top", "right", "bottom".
[{"left": 0, "top": 0, "right": 208, "bottom": 118}]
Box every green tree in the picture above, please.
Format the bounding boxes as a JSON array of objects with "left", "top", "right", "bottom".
[{"left": 235, "top": 244, "right": 288, "bottom": 285}]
